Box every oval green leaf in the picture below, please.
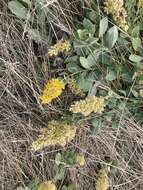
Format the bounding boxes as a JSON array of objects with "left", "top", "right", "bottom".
[
  {"left": 80, "top": 57, "right": 91, "bottom": 69},
  {"left": 105, "top": 26, "right": 118, "bottom": 48},
  {"left": 99, "top": 17, "right": 108, "bottom": 38},
  {"left": 8, "top": 0, "right": 28, "bottom": 19}
]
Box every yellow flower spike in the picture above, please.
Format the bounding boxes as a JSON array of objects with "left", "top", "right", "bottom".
[
  {"left": 70, "top": 96, "right": 105, "bottom": 116},
  {"left": 68, "top": 78, "right": 85, "bottom": 97},
  {"left": 138, "top": 0, "right": 143, "bottom": 8},
  {"left": 48, "top": 40, "right": 70, "bottom": 57},
  {"left": 96, "top": 166, "right": 110, "bottom": 190},
  {"left": 104, "top": 0, "right": 129, "bottom": 31},
  {"left": 40, "top": 78, "right": 65, "bottom": 104},
  {"left": 38, "top": 181, "right": 56, "bottom": 190},
  {"left": 76, "top": 154, "right": 86, "bottom": 166},
  {"left": 31, "top": 120, "right": 76, "bottom": 151}
]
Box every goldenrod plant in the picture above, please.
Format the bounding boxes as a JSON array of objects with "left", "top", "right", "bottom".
[
  {"left": 38, "top": 181, "right": 56, "bottom": 190},
  {"left": 67, "top": 78, "right": 85, "bottom": 97},
  {"left": 70, "top": 96, "right": 105, "bottom": 116},
  {"left": 31, "top": 120, "right": 76, "bottom": 151},
  {"left": 138, "top": 0, "right": 143, "bottom": 8},
  {"left": 40, "top": 78, "right": 65, "bottom": 104},
  {"left": 104, "top": 0, "right": 129, "bottom": 31},
  {"left": 48, "top": 40, "right": 71, "bottom": 57},
  {"left": 75, "top": 154, "right": 86, "bottom": 166},
  {"left": 96, "top": 165, "right": 110, "bottom": 190}
]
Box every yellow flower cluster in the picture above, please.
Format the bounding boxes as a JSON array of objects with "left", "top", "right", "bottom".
[
  {"left": 104, "top": 0, "right": 129, "bottom": 31},
  {"left": 48, "top": 40, "right": 70, "bottom": 57},
  {"left": 40, "top": 78, "right": 65, "bottom": 104},
  {"left": 70, "top": 96, "right": 105, "bottom": 116},
  {"left": 138, "top": 0, "right": 143, "bottom": 8},
  {"left": 68, "top": 78, "right": 85, "bottom": 97},
  {"left": 31, "top": 120, "right": 76, "bottom": 151},
  {"left": 75, "top": 154, "right": 86, "bottom": 166},
  {"left": 96, "top": 166, "right": 110, "bottom": 190},
  {"left": 38, "top": 181, "right": 56, "bottom": 190}
]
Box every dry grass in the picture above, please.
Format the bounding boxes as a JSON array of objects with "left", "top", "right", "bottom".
[
  {"left": 70, "top": 120, "right": 143, "bottom": 190},
  {"left": 1, "top": 1, "right": 143, "bottom": 190}
]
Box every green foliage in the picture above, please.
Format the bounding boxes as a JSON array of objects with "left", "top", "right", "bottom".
[
  {"left": 129, "top": 54, "right": 143, "bottom": 63},
  {"left": 64, "top": 4, "right": 143, "bottom": 129},
  {"left": 99, "top": 17, "right": 108, "bottom": 38},
  {"left": 8, "top": 0, "right": 28, "bottom": 19},
  {"left": 16, "top": 179, "right": 40, "bottom": 190},
  {"left": 8, "top": 0, "right": 48, "bottom": 42},
  {"left": 105, "top": 26, "right": 118, "bottom": 49},
  {"left": 89, "top": 118, "right": 103, "bottom": 136},
  {"left": 54, "top": 150, "right": 79, "bottom": 181},
  {"left": 61, "top": 183, "right": 76, "bottom": 190},
  {"left": 131, "top": 37, "right": 141, "bottom": 51},
  {"left": 55, "top": 150, "right": 77, "bottom": 167},
  {"left": 8, "top": 0, "right": 74, "bottom": 43}
]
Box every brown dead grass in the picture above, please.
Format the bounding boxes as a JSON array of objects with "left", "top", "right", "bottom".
[{"left": 70, "top": 120, "right": 143, "bottom": 190}]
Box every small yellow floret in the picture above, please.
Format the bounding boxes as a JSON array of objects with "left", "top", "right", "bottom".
[
  {"left": 31, "top": 120, "right": 76, "bottom": 151},
  {"left": 48, "top": 40, "right": 70, "bottom": 57},
  {"left": 68, "top": 78, "right": 85, "bottom": 97},
  {"left": 96, "top": 166, "right": 110, "bottom": 190},
  {"left": 40, "top": 78, "right": 65, "bottom": 104},
  {"left": 70, "top": 96, "right": 105, "bottom": 116},
  {"left": 76, "top": 154, "right": 86, "bottom": 166},
  {"left": 38, "top": 181, "right": 56, "bottom": 190}
]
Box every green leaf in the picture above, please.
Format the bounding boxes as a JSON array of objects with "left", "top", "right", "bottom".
[
  {"left": 112, "top": 122, "right": 119, "bottom": 129},
  {"left": 8, "top": 0, "right": 28, "bottom": 19},
  {"left": 87, "top": 50, "right": 101, "bottom": 66},
  {"left": 118, "top": 36, "right": 130, "bottom": 46},
  {"left": 88, "top": 82, "right": 100, "bottom": 96},
  {"left": 67, "top": 62, "right": 83, "bottom": 73},
  {"left": 55, "top": 153, "right": 62, "bottom": 166},
  {"left": 77, "top": 72, "right": 93, "bottom": 92},
  {"left": 22, "top": 0, "right": 31, "bottom": 6},
  {"left": 80, "top": 57, "right": 91, "bottom": 69},
  {"left": 83, "top": 18, "right": 95, "bottom": 35},
  {"left": 110, "top": 160, "right": 118, "bottom": 175},
  {"left": 131, "top": 25, "right": 140, "bottom": 37},
  {"left": 105, "top": 111, "right": 114, "bottom": 122},
  {"left": 65, "top": 55, "right": 78, "bottom": 63},
  {"left": 98, "top": 52, "right": 112, "bottom": 65},
  {"left": 132, "top": 37, "right": 141, "bottom": 51},
  {"left": 105, "top": 26, "right": 118, "bottom": 48},
  {"left": 55, "top": 166, "right": 65, "bottom": 180},
  {"left": 77, "top": 29, "right": 89, "bottom": 40},
  {"left": 138, "top": 74, "right": 143, "bottom": 81},
  {"left": 106, "top": 70, "right": 117, "bottom": 81},
  {"left": 90, "top": 118, "right": 103, "bottom": 136},
  {"left": 129, "top": 54, "right": 143, "bottom": 63},
  {"left": 129, "top": 55, "right": 143, "bottom": 69},
  {"left": 61, "top": 186, "right": 68, "bottom": 190},
  {"left": 131, "top": 89, "right": 139, "bottom": 98},
  {"left": 89, "top": 10, "right": 97, "bottom": 23},
  {"left": 28, "top": 178, "right": 40, "bottom": 190},
  {"left": 62, "top": 150, "right": 76, "bottom": 165},
  {"left": 73, "top": 38, "right": 99, "bottom": 56},
  {"left": 99, "top": 17, "right": 108, "bottom": 38}
]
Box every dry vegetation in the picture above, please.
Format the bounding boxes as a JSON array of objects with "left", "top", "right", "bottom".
[{"left": 1, "top": 0, "right": 143, "bottom": 190}]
